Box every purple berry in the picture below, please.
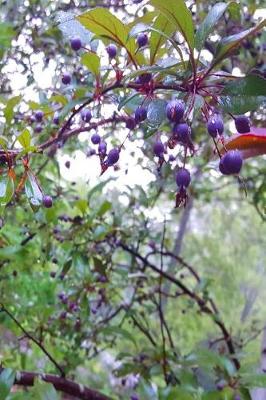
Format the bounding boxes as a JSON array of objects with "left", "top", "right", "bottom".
[
  {"left": 169, "top": 154, "right": 175, "bottom": 162},
  {"left": 69, "top": 302, "right": 79, "bottom": 312},
  {"left": 131, "top": 395, "right": 139, "bottom": 400},
  {"left": 43, "top": 195, "right": 53, "bottom": 208},
  {"left": 173, "top": 123, "right": 190, "bottom": 143},
  {"left": 34, "top": 124, "right": 43, "bottom": 133},
  {"left": 153, "top": 140, "right": 164, "bottom": 157},
  {"left": 75, "top": 318, "right": 81, "bottom": 330},
  {"left": 65, "top": 160, "right": 70, "bottom": 169},
  {"left": 53, "top": 112, "right": 60, "bottom": 125},
  {"left": 207, "top": 114, "right": 224, "bottom": 137},
  {"left": 219, "top": 150, "right": 243, "bottom": 175},
  {"left": 126, "top": 117, "right": 136, "bottom": 130},
  {"left": 106, "top": 44, "right": 117, "bottom": 58},
  {"left": 50, "top": 271, "right": 56, "bottom": 278},
  {"left": 216, "top": 380, "right": 226, "bottom": 391},
  {"left": 60, "top": 311, "right": 67, "bottom": 320},
  {"left": 62, "top": 72, "right": 71, "bottom": 85},
  {"left": 29, "top": 115, "right": 36, "bottom": 124},
  {"left": 235, "top": 115, "right": 250, "bottom": 134},
  {"left": 107, "top": 148, "right": 120, "bottom": 166},
  {"left": 35, "top": 110, "right": 44, "bottom": 122},
  {"left": 134, "top": 106, "right": 147, "bottom": 123},
  {"left": 70, "top": 37, "right": 82, "bottom": 51},
  {"left": 138, "top": 73, "right": 152, "bottom": 84},
  {"left": 137, "top": 33, "right": 148, "bottom": 48},
  {"left": 81, "top": 109, "right": 92, "bottom": 122},
  {"left": 175, "top": 168, "right": 191, "bottom": 188},
  {"left": 91, "top": 133, "right": 101, "bottom": 145},
  {"left": 166, "top": 100, "right": 185, "bottom": 122},
  {"left": 98, "top": 142, "right": 107, "bottom": 155}
]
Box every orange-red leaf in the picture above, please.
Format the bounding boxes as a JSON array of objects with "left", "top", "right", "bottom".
[{"left": 221, "top": 128, "right": 266, "bottom": 159}]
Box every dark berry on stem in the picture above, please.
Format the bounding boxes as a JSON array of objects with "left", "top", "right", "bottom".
[
  {"left": 137, "top": 33, "right": 148, "bottom": 47},
  {"left": 131, "top": 395, "right": 139, "bottom": 400},
  {"left": 35, "top": 110, "right": 44, "bottom": 122},
  {"left": 98, "top": 142, "right": 107, "bottom": 155},
  {"left": 62, "top": 72, "right": 71, "bottom": 85},
  {"left": 176, "top": 168, "right": 191, "bottom": 188},
  {"left": 138, "top": 73, "right": 152, "bottom": 84},
  {"left": 107, "top": 148, "right": 120, "bottom": 166},
  {"left": 126, "top": 117, "right": 136, "bottom": 130},
  {"left": 169, "top": 154, "right": 175, "bottom": 162},
  {"left": 135, "top": 106, "right": 147, "bottom": 123},
  {"left": 207, "top": 114, "right": 224, "bottom": 137},
  {"left": 53, "top": 112, "right": 60, "bottom": 125},
  {"left": 106, "top": 44, "right": 117, "bottom": 58},
  {"left": 34, "top": 124, "right": 42, "bottom": 133},
  {"left": 235, "top": 115, "right": 250, "bottom": 133},
  {"left": 219, "top": 150, "right": 243, "bottom": 175},
  {"left": 65, "top": 160, "right": 70, "bottom": 169},
  {"left": 153, "top": 141, "right": 164, "bottom": 157},
  {"left": 166, "top": 100, "right": 185, "bottom": 122},
  {"left": 173, "top": 123, "right": 190, "bottom": 143},
  {"left": 81, "top": 109, "right": 92, "bottom": 122},
  {"left": 43, "top": 195, "right": 53, "bottom": 208},
  {"left": 91, "top": 133, "right": 101, "bottom": 145},
  {"left": 70, "top": 37, "right": 82, "bottom": 51}
]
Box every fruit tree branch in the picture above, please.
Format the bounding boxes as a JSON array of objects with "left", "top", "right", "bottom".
[{"left": 0, "top": 369, "right": 112, "bottom": 400}]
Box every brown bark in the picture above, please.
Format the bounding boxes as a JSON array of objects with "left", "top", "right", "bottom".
[{"left": 0, "top": 369, "right": 112, "bottom": 400}]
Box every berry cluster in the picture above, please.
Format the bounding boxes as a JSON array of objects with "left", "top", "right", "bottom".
[{"left": 27, "top": 33, "right": 253, "bottom": 210}]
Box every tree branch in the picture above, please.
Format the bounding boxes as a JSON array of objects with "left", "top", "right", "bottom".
[{"left": 0, "top": 369, "right": 112, "bottom": 400}]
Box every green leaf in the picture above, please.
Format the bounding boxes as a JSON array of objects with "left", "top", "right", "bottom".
[
  {"left": 49, "top": 94, "right": 68, "bottom": 106},
  {"left": 147, "top": 99, "right": 167, "bottom": 126},
  {"left": 25, "top": 171, "right": 43, "bottom": 212},
  {"left": 159, "top": 387, "right": 194, "bottom": 400},
  {"left": 0, "top": 369, "right": 15, "bottom": 400},
  {"left": 150, "top": 0, "right": 194, "bottom": 50},
  {"left": 17, "top": 129, "right": 31, "bottom": 149},
  {"left": 31, "top": 379, "right": 60, "bottom": 400},
  {"left": 0, "top": 23, "right": 15, "bottom": 59},
  {"left": 77, "top": 8, "right": 139, "bottom": 66},
  {"left": 240, "top": 373, "right": 266, "bottom": 388},
  {"left": 222, "top": 75, "right": 266, "bottom": 97},
  {"left": 195, "top": 2, "right": 238, "bottom": 52},
  {"left": 219, "top": 95, "right": 265, "bottom": 114},
  {"left": 0, "top": 136, "right": 8, "bottom": 150},
  {"left": 4, "top": 96, "right": 21, "bottom": 125},
  {"left": 211, "top": 19, "right": 266, "bottom": 69},
  {"left": 75, "top": 198, "right": 88, "bottom": 214},
  {"left": 81, "top": 52, "right": 100, "bottom": 76},
  {"left": 150, "top": 14, "right": 175, "bottom": 64},
  {"left": 101, "top": 326, "right": 137, "bottom": 346},
  {"left": 93, "top": 225, "right": 110, "bottom": 241},
  {"left": 97, "top": 201, "right": 112, "bottom": 217},
  {"left": 0, "top": 175, "right": 14, "bottom": 210},
  {"left": 118, "top": 92, "right": 140, "bottom": 111}
]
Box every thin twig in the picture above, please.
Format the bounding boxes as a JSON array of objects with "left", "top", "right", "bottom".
[{"left": 0, "top": 305, "right": 65, "bottom": 377}]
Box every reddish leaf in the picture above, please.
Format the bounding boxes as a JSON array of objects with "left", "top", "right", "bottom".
[{"left": 221, "top": 128, "right": 266, "bottom": 159}]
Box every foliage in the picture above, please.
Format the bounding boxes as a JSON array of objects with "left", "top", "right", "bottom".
[{"left": 0, "top": 0, "right": 265, "bottom": 399}]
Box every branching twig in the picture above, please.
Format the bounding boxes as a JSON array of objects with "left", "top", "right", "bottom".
[{"left": 0, "top": 305, "right": 65, "bottom": 377}]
